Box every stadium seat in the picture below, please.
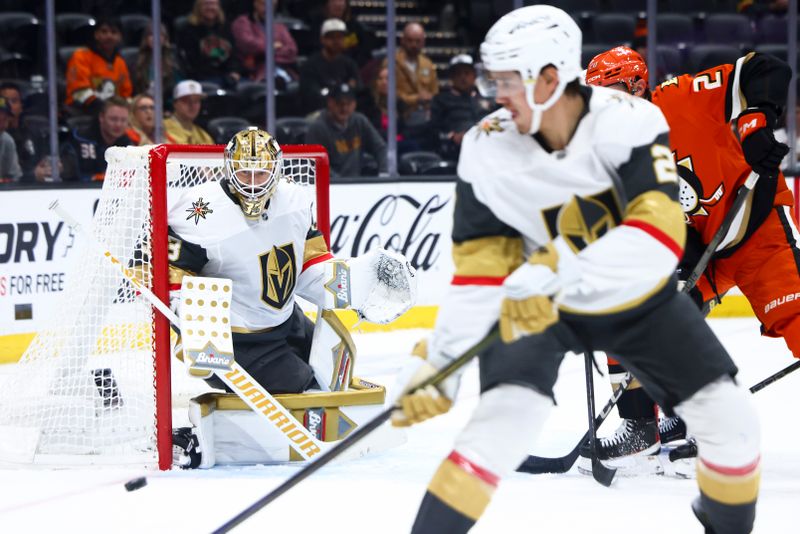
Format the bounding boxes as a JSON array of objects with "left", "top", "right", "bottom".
[
  {"left": 704, "top": 14, "right": 754, "bottom": 47},
  {"left": 120, "top": 14, "right": 150, "bottom": 47},
  {"left": 55, "top": 13, "right": 97, "bottom": 46},
  {"left": 66, "top": 115, "right": 93, "bottom": 133},
  {"left": 399, "top": 151, "right": 443, "bottom": 175},
  {"left": 686, "top": 44, "right": 741, "bottom": 74},
  {"left": 0, "top": 12, "right": 41, "bottom": 58},
  {"left": 197, "top": 92, "right": 241, "bottom": 127},
  {"left": 207, "top": 116, "right": 251, "bottom": 144},
  {"left": 200, "top": 81, "right": 223, "bottom": 95},
  {"left": 275, "top": 117, "right": 309, "bottom": 145},
  {"left": 756, "top": 14, "right": 799, "bottom": 44},
  {"left": 754, "top": 44, "right": 788, "bottom": 63},
  {"left": 359, "top": 152, "right": 378, "bottom": 177},
  {"left": 421, "top": 159, "right": 458, "bottom": 176},
  {"left": 119, "top": 47, "right": 139, "bottom": 75},
  {"left": 592, "top": 13, "right": 636, "bottom": 45},
  {"left": 57, "top": 46, "right": 81, "bottom": 72},
  {"left": 581, "top": 43, "right": 609, "bottom": 69},
  {"left": 21, "top": 114, "right": 49, "bottom": 135},
  {"left": 606, "top": 0, "right": 646, "bottom": 11},
  {"left": 656, "top": 14, "right": 695, "bottom": 45},
  {"left": 656, "top": 45, "right": 685, "bottom": 77},
  {"left": 0, "top": 51, "right": 33, "bottom": 79}
]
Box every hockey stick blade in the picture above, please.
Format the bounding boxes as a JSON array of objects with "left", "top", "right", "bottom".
[
  {"left": 591, "top": 456, "right": 616, "bottom": 487},
  {"left": 212, "top": 327, "right": 500, "bottom": 534},
  {"left": 516, "top": 372, "right": 632, "bottom": 475}
]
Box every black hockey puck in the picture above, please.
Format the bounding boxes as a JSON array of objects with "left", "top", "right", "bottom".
[{"left": 124, "top": 477, "right": 148, "bottom": 492}]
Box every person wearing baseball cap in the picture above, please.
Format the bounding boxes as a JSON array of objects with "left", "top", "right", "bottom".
[
  {"left": 0, "top": 96, "right": 22, "bottom": 182},
  {"left": 164, "top": 80, "right": 215, "bottom": 145},
  {"left": 305, "top": 82, "right": 387, "bottom": 177},
  {"left": 299, "top": 18, "right": 360, "bottom": 114},
  {"left": 429, "top": 54, "right": 495, "bottom": 160}
]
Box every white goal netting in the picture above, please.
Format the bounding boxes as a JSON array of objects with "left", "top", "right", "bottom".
[{"left": 0, "top": 145, "right": 325, "bottom": 468}]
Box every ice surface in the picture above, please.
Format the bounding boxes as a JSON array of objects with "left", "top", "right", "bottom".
[{"left": 0, "top": 320, "right": 797, "bottom": 533}]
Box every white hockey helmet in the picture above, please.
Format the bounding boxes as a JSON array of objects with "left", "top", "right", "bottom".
[{"left": 480, "top": 5, "right": 582, "bottom": 134}]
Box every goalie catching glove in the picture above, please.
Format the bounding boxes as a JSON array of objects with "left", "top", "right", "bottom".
[
  {"left": 391, "top": 339, "right": 459, "bottom": 427},
  {"left": 500, "top": 237, "right": 580, "bottom": 343},
  {"left": 323, "top": 247, "right": 417, "bottom": 324}
]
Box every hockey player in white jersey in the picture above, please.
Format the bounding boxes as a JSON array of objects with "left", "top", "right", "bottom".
[
  {"left": 391, "top": 6, "right": 760, "bottom": 534},
  {"left": 168, "top": 127, "right": 416, "bottom": 467}
]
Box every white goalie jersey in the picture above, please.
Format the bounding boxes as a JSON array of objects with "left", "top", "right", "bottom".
[
  {"left": 167, "top": 179, "right": 333, "bottom": 332},
  {"left": 430, "top": 85, "right": 686, "bottom": 361}
]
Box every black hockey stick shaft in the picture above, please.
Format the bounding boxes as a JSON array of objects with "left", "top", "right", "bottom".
[
  {"left": 516, "top": 371, "right": 632, "bottom": 474},
  {"left": 749, "top": 359, "right": 800, "bottom": 393},
  {"left": 583, "top": 351, "right": 616, "bottom": 487},
  {"left": 212, "top": 327, "right": 500, "bottom": 534},
  {"left": 683, "top": 172, "right": 759, "bottom": 293}
]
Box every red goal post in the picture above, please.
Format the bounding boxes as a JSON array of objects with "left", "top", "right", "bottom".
[{"left": 0, "top": 143, "right": 329, "bottom": 471}]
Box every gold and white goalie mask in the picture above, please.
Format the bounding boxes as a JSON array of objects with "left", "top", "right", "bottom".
[{"left": 224, "top": 127, "right": 283, "bottom": 218}]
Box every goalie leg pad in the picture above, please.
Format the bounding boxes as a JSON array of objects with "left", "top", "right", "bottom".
[{"left": 205, "top": 305, "right": 317, "bottom": 394}]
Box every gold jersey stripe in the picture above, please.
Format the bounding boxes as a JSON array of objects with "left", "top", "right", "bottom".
[
  {"left": 558, "top": 275, "right": 672, "bottom": 316},
  {"left": 452, "top": 236, "right": 523, "bottom": 278},
  {"left": 697, "top": 461, "right": 760, "bottom": 505},
  {"left": 427, "top": 457, "right": 496, "bottom": 521},
  {"left": 303, "top": 235, "right": 331, "bottom": 265},
  {"left": 624, "top": 191, "right": 686, "bottom": 250}
]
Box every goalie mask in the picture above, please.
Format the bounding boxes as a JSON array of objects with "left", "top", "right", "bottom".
[
  {"left": 224, "top": 127, "right": 283, "bottom": 218},
  {"left": 479, "top": 5, "right": 582, "bottom": 134}
]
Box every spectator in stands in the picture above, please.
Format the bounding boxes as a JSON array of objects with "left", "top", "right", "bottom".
[
  {"left": 310, "top": 0, "right": 376, "bottom": 68},
  {"left": 0, "top": 96, "right": 22, "bottom": 183},
  {"left": 175, "top": 0, "right": 241, "bottom": 89},
  {"left": 65, "top": 16, "right": 133, "bottom": 115},
  {"left": 299, "top": 18, "right": 361, "bottom": 114},
  {"left": 233, "top": 0, "right": 299, "bottom": 81},
  {"left": 360, "top": 66, "right": 419, "bottom": 154},
  {"left": 164, "top": 80, "right": 215, "bottom": 145},
  {"left": 305, "top": 83, "right": 386, "bottom": 177},
  {"left": 127, "top": 94, "right": 172, "bottom": 145},
  {"left": 383, "top": 22, "right": 438, "bottom": 126},
  {"left": 429, "top": 54, "right": 494, "bottom": 161},
  {"left": 61, "top": 96, "right": 134, "bottom": 182},
  {"left": 0, "top": 82, "right": 60, "bottom": 182},
  {"left": 132, "top": 24, "right": 183, "bottom": 105}
]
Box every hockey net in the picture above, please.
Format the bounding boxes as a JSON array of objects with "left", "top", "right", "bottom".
[{"left": 0, "top": 144, "right": 330, "bottom": 469}]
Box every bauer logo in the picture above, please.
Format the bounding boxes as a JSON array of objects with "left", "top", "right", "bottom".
[{"left": 764, "top": 292, "right": 800, "bottom": 314}]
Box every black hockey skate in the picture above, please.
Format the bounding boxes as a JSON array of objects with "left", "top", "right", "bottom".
[
  {"left": 658, "top": 416, "right": 687, "bottom": 444},
  {"left": 691, "top": 496, "right": 716, "bottom": 534},
  {"left": 578, "top": 418, "right": 662, "bottom": 476},
  {"left": 172, "top": 427, "right": 201, "bottom": 469}
]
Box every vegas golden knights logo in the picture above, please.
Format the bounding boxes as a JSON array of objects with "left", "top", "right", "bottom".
[
  {"left": 259, "top": 243, "right": 297, "bottom": 309},
  {"left": 542, "top": 189, "right": 622, "bottom": 253}
]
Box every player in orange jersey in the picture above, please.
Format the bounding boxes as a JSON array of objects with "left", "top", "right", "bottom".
[{"left": 584, "top": 46, "right": 793, "bottom": 468}]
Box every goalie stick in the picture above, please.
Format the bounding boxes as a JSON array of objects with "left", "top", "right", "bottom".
[
  {"left": 212, "top": 327, "right": 500, "bottom": 533},
  {"left": 49, "top": 200, "right": 329, "bottom": 463}
]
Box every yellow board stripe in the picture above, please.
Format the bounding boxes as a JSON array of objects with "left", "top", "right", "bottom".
[
  {"left": 697, "top": 460, "right": 760, "bottom": 505},
  {"left": 0, "top": 297, "right": 756, "bottom": 365},
  {"left": 427, "top": 457, "right": 495, "bottom": 521}
]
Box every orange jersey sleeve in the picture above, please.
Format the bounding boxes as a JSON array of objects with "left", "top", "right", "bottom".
[
  {"left": 652, "top": 58, "right": 791, "bottom": 254},
  {"left": 65, "top": 48, "right": 132, "bottom": 106}
]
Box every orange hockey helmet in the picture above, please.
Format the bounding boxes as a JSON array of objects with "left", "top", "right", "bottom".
[{"left": 585, "top": 46, "right": 649, "bottom": 93}]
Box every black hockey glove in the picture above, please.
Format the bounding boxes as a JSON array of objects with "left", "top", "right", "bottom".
[{"left": 737, "top": 107, "right": 789, "bottom": 178}]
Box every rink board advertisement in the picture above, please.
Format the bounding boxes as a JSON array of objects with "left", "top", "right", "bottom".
[{"left": 0, "top": 182, "right": 457, "bottom": 361}]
